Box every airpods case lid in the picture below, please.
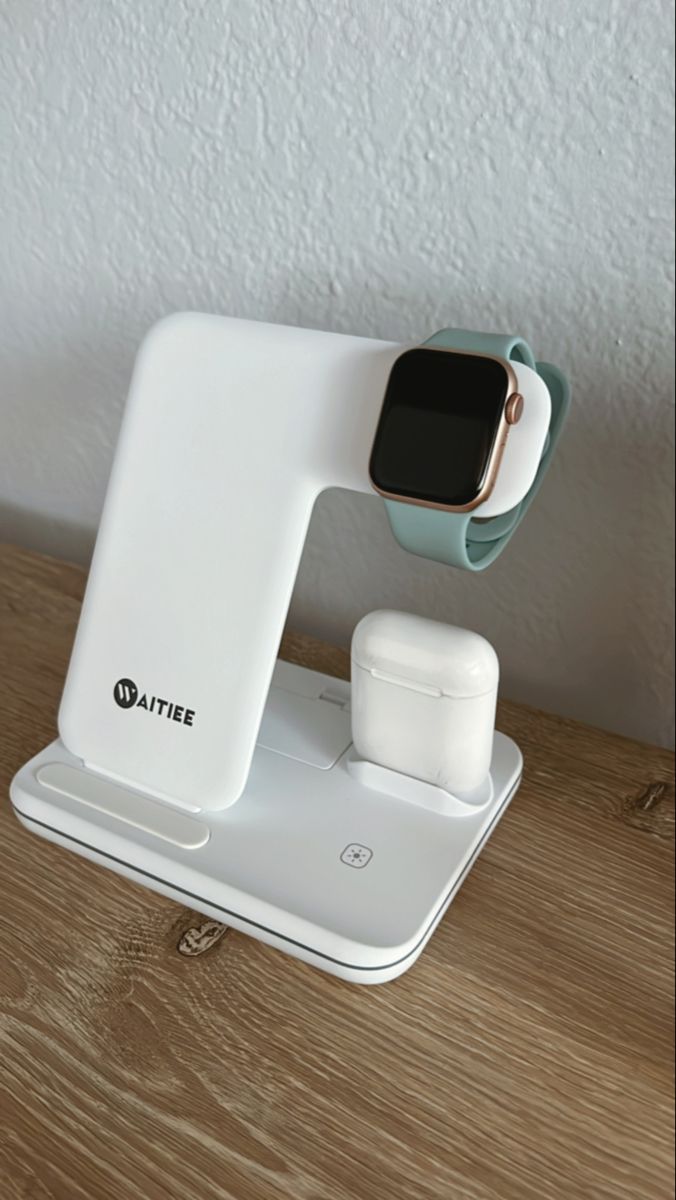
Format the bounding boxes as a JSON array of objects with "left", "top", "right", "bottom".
[{"left": 351, "top": 610, "right": 499, "bottom": 699}]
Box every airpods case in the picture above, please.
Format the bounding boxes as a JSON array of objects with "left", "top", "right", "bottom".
[{"left": 351, "top": 610, "right": 499, "bottom": 795}]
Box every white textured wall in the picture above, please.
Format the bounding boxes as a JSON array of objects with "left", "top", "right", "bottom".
[{"left": 0, "top": 0, "right": 674, "bottom": 747}]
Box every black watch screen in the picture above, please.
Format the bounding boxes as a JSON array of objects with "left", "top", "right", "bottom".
[{"left": 369, "top": 348, "right": 510, "bottom": 508}]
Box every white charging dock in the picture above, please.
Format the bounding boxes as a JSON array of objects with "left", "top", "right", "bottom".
[
  {"left": 12, "top": 660, "right": 521, "bottom": 984},
  {"left": 10, "top": 315, "right": 524, "bottom": 985}
]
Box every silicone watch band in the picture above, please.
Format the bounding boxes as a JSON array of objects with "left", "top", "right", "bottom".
[{"left": 383, "top": 329, "right": 570, "bottom": 570}]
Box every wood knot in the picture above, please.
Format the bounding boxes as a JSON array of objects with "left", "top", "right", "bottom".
[
  {"left": 622, "top": 779, "right": 674, "bottom": 840},
  {"left": 630, "top": 781, "right": 668, "bottom": 812},
  {"left": 177, "top": 920, "right": 229, "bottom": 957}
]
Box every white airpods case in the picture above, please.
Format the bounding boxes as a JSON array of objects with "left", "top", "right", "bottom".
[{"left": 351, "top": 610, "right": 499, "bottom": 795}]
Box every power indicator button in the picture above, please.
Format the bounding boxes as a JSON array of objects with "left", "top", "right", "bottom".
[{"left": 340, "top": 844, "right": 373, "bottom": 869}]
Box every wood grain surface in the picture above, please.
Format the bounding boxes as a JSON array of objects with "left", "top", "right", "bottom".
[{"left": 0, "top": 542, "right": 673, "bottom": 1200}]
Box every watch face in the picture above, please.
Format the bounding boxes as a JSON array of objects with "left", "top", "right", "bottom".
[{"left": 369, "top": 348, "right": 511, "bottom": 508}]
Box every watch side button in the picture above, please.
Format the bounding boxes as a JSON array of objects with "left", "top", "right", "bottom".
[{"left": 505, "top": 393, "right": 524, "bottom": 425}]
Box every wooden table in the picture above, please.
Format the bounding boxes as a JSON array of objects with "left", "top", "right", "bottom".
[{"left": 0, "top": 543, "right": 673, "bottom": 1200}]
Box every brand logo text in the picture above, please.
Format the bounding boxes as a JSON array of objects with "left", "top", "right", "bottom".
[{"left": 113, "top": 678, "right": 195, "bottom": 726}]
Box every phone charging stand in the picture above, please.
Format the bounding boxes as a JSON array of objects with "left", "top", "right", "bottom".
[{"left": 10, "top": 315, "right": 523, "bottom": 985}]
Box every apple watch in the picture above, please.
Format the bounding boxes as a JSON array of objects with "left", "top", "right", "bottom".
[{"left": 369, "top": 328, "right": 570, "bottom": 570}]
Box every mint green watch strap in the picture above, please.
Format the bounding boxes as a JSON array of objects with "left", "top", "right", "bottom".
[
  {"left": 383, "top": 330, "right": 570, "bottom": 571},
  {"left": 424, "top": 327, "right": 537, "bottom": 369}
]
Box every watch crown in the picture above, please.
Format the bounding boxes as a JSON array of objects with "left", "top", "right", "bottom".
[{"left": 505, "top": 393, "right": 524, "bottom": 425}]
